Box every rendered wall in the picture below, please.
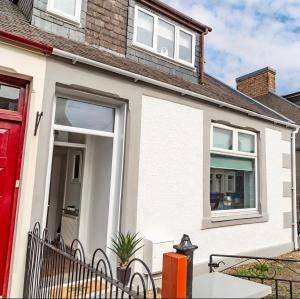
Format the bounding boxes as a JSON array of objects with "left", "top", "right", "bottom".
[
  {"left": 136, "top": 95, "right": 293, "bottom": 271},
  {"left": 0, "top": 42, "right": 47, "bottom": 298}
]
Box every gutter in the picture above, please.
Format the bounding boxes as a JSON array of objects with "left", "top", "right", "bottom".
[
  {"left": 52, "top": 48, "right": 299, "bottom": 130},
  {"left": 0, "top": 31, "right": 53, "bottom": 54},
  {"left": 291, "top": 128, "right": 299, "bottom": 250}
]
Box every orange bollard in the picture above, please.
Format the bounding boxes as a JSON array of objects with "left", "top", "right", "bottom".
[{"left": 161, "top": 252, "right": 187, "bottom": 299}]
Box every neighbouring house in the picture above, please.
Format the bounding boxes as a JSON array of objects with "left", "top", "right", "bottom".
[
  {"left": 236, "top": 67, "right": 300, "bottom": 222},
  {"left": 0, "top": 0, "right": 298, "bottom": 297}
]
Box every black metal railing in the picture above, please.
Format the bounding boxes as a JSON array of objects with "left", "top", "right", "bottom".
[
  {"left": 23, "top": 223, "right": 157, "bottom": 298},
  {"left": 209, "top": 253, "right": 300, "bottom": 299}
]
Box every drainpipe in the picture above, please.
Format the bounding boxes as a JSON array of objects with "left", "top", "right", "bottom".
[
  {"left": 291, "top": 128, "right": 299, "bottom": 250},
  {"left": 199, "top": 28, "right": 209, "bottom": 84}
]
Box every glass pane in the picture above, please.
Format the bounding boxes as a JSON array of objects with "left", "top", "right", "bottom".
[
  {"left": 0, "top": 84, "right": 20, "bottom": 111},
  {"left": 213, "top": 127, "right": 233, "bottom": 150},
  {"left": 55, "top": 98, "right": 115, "bottom": 132},
  {"left": 210, "top": 166, "right": 255, "bottom": 211},
  {"left": 157, "top": 19, "right": 175, "bottom": 58},
  {"left": 73, "top": 154, "right": 81, "bottom": 179},
  {"left": 53, "top": 0, "right": 76, "bottom": 16},
  {"left": 211, "top": 154, "right": 254, "bottom": 171},
  {"left": 136, "top": 10, "right": 154, "bottom": 48},
  {"left": 54, "top": 131, "right": 86, "bottom": 144},
  {"left": 239, "top": 133, "right": 255, "bottom": 153},
  {"left": 179, "top": 30, "right": 192, "bottom": 63}
]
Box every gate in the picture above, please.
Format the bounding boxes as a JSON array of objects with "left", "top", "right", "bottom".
[
  {"left": 23, "top": 223, "right": 157, "bottom": 298},
  {"left": 209, "top": 254, "right": 300, "bottom": 298}
]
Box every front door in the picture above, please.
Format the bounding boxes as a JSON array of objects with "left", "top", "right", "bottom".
[
  {"left": 0, "top": 122, "right": 20, "bottom": 294},
  {"left": 0, "top": 75, "right": 29, "bottom": 296}
]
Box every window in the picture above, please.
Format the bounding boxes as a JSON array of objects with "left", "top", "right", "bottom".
[
  {"left": 134, "top": 6, "right": 195, "bottom": 67},
  {"left": 72, "top": 152, "right": 82, "bottom": 182},
  {"left": 55, "top": 98, "right": 115, "bottom": 132},
  {"left": 0, "top": 84, "right": 20, "bottom": 111},
  {"left": 210, "top": 124, "right": 257, "bottom": 212},
  {"left": 47, "top": 0, "right": 82, "bottom": 23}
]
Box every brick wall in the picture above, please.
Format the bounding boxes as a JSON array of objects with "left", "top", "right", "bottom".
[
  {"left": 236, "top": 67, "right": 276, "bottom": 98},
  {"left": 126, "top": 0, "right": 201, "bottom": 83},
  {"left": 85, "top": 0, "right": 129, "bottom": 56},
  {"left": 31, "top": 0, "right": 87, "bottom": 42}
]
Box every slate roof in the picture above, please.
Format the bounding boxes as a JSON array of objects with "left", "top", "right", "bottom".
[
  {"left": 256, "top": 92, "right": 300, "bottom": 125},
  {"left": 0, "top": 0, "right": 292, "bottom": 123}
]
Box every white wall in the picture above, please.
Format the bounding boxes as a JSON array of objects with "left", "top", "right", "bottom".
[
  {"left": 79, "top": 135, "right": 113, "bottom": 260},
  {"left": 0, "top": 42, "right": 47, "bottom": 297},
  {"left": 136, "top": 96, "right": 292, "bottom": 269}
]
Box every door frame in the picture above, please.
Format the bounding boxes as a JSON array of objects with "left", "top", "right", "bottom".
[
  {"left": 41, "top": 94, "right": 127, "bottom": 262},
  {"left": 0, "top": 74, "right": 30, "bottom": 298}
]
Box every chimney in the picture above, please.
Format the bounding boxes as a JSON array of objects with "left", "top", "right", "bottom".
[{"left": 236, "top": 67, "right": 276, "bottom": 98}]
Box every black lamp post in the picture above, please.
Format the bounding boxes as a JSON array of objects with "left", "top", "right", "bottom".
[{"left": 174, "top": 234, "right": 198, "bottom": 298}]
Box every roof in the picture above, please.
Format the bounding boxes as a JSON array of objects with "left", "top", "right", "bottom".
[
  {"left": 256, "top": 91, "right": 300, "bottom": 125},
  {"left": 282, "top": 91, "right": 300, "bottom": 104},
  {"left": 0, "top": 0, "right": 292, "bottom": 124}
]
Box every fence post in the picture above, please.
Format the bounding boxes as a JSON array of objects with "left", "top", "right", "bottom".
[
  {"left": 161, "top": 252, "right": 187, "bottom": 299},
  {"left": 174, "top": 234, "right": 198, "bottom": 298}
]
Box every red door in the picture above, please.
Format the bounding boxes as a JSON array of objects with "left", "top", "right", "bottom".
[
  {"left": 0, "top": 75, "right": 29, "bottom": 297},
  {"left": 0, "top": 122, "right": 20, "bottom": 294}
]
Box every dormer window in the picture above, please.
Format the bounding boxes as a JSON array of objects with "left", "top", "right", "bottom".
[
  {"left": 133, "top": 6, "right": 195, "bottom": 67},
  {"left": 47, "top": 0, "right": 82, "bottom": 24}
]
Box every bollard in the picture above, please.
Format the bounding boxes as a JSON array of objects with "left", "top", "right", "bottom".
[
  {"left": 174, "top": 234, "right": 198, "bottom": 298},
  {"left": 161, "top": 252, "right": 187, "bottom": 299}
]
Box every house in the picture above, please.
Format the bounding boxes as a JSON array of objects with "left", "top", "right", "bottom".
[
  {"left": 236, "top": 67, "right": 300, "bottom": 222},
  {"left": 0, "top": 0, "right": 298, "bottom": 297}
]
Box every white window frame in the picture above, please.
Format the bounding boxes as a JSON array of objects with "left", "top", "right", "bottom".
[
  {"left": 133, "top": 6, "right": 196, "bottom": 68},
  {"left": 47, "top": 0, "right": 82, "bottom": 24},
  {"left": 210, "top": 123, "right": 258, "bottom": 216}
]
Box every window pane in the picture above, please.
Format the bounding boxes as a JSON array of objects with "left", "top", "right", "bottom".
[
  {"left": 213, "top": 127, "right": 233, "bottom": 150},
  {"left": 55, "top": 98, "right": 115, "bottom": 132},
  {"left": 0, "top": 84, "right": 20, "bottom": 111},
  {"left": 179, "top": 30, "right": 192, "bottom": 63},
  {"left": 136, "top": 10, "right": 154, "bottom": 48},
  {"left": 239, "top": 133, "right": 255, "bottom": 153},
  {"left": 157, "top": 19, "right": 175, "bottom": 58},
  {"left": 210, "top": 155, "right": 256, "bottom": 211},
  {"left": 53, "top": 0, "right": 76, "bottom": 16}
]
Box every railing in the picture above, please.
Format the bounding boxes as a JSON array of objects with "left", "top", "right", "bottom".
[
  {"left": 209, "top": 253, "right": 300, "bottom": 299},
  {"left": 23, "top": 223, "right": 157, "bottom": 298}
]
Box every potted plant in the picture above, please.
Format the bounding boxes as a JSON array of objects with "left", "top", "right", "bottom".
[{"left": 109, "top": 232, "right": 143, "bottom": 285}]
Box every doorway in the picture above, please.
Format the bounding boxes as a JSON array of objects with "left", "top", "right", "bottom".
[
  {"left": 0, "top": 75, "right": 29, "bottom": 297},
  {"left": 44, "top": 95, "right": 125, "bottom": 261},
  {"left": 46, "top": 143, "right": 84, "bottom": 245}
]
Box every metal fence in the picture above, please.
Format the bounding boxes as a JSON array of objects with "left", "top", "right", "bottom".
[
  {"left": 23, "top": 223, "right": 157, "bottom": 298},
  {"left": 209, "top": 253, "right": 300, "bottom": 299}
]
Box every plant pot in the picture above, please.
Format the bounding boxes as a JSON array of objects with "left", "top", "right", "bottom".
[{"left": 117, "top": 266, "right": 131, "bottom": 285}]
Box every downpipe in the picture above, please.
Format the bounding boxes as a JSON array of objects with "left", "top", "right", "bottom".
[{"left": 291, "top": 128, "right": 299, "bottom": 250}]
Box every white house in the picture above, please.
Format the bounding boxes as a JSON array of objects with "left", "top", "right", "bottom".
[{"left": 0, "top": 0, "right": 298, "bottom": 297}]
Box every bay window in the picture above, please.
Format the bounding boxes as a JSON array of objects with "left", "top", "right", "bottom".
[
  {"left": 210, "top": 124, "right": 257, "bottom": 212},
  {"left": 47, "top": 0, "right": 82, "bottom": 23},
  {"left": 134, "top": 6, "right": 195, "bottom": 67}
]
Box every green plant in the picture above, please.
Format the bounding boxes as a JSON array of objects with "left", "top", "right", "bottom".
[
  {"left": 233, "top": 262, "right": 271, "bottom": 278},
  {"left": 109, "top": 232, "right": 143, "bottom": 268}
]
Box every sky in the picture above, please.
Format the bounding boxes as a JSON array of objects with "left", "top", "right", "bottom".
[{"left": 162, "top": 0, "right": 300, "bottom": 95}]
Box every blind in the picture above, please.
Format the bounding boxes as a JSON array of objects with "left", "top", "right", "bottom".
[{"left": 211, "top": 154, "right": 254, "bottom": 171}]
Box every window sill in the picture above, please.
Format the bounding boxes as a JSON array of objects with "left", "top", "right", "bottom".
[
  {"left": 46, "top": 9, "right": 81, "bottom": 27},
  {"left": 131, "top": 43, "right": 197, "bottom": 72},
  {"left": 202, "top": 211, "right": 269, "bottom": 229}
]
